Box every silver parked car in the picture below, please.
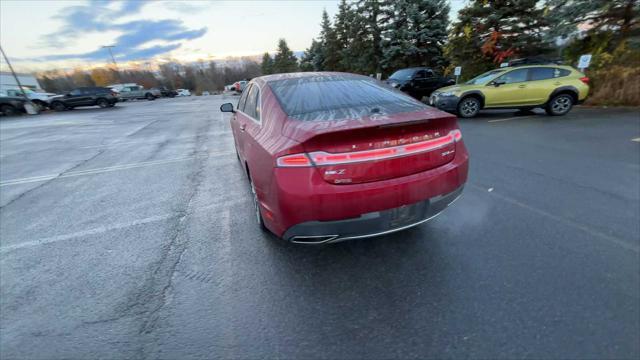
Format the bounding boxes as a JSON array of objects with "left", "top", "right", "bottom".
[{"left": 113, "top": 85, "right": 161, "bottom": 101}]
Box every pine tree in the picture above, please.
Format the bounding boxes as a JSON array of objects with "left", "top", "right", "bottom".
[
  {"left": 354, "top": 0, "right": 388, "bottom": 75},
  {"left": 272, "top": 39, "right": 299, "bottom": 74},
  {"left": 446, "top": 0, "right": 552, "bottom": 79},
  {"left": 300, "top": 39, "right": 324, "bottom": 71},
  {"left": 546, "top": 0, "right": 639, "bottom": 42},
  {"left": 261, "top": 52, "right": 274, "bottom": 75},
  {"left": 334, "top": 0, "right": 356, "bottom": 71},
  {"left": 545, "top": 0, "right": 639, "bottom": 68},
  {"left": 320, "top": 10, "right": 341, "bottom": 71},
  {"left": 382, "top": 0, "right": 450, "bottom": 72}
]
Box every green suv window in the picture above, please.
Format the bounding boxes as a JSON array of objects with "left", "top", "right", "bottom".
[
  {"left": 529, "top": 67, "right": 571, "bottom": 81},
  {"left": 495, "top": 69, "right": 528, "bottom": 84},
  {"left": 530, "top": 67, "right": 555, "bottom": 81}
]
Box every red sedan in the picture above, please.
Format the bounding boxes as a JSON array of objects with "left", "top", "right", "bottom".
[{"left": 220, "top": 72, "right": 468, "bottom": 244}]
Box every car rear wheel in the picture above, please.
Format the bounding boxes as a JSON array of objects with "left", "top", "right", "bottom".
[
  {"left": 1, "top": 104, "right": 17, "bottom": 116},
  {"left": 249, "top": 177, "right": 266, "bottom": 229},
  {"left": 457, "top": 97, "right": 481, "bottom": 118},
  {"left": 51, "top": 101, "right": 66, "bottom": 112},
  {"left": 546, "top": 94, "right": 573, "bottom": 116},
  {"left": 97, "top": 98, "right": 109, "bottom": 108},
  {"left": 145, "top": 93, "right": 155, "bottom": 101}
]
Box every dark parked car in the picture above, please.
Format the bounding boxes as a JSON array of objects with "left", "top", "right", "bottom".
[
  {"left": 49, "top": 87, "right": 118, "bottom": 111},
  {"left": 220, "top": 72, "right": 468, "bottom": 244},
  {"left": 155, "top": 87, "right": 178, "bottom": 98},
  {"left": 386, "top": 67, "right": 455, "bottom": 100},
  {"left": 0, "top": 96, "right": 27, "bottom": 116}
]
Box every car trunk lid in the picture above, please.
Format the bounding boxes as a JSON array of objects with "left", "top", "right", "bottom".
[{"left": 282, "top": 110, "right": 459, "bottom": 184}]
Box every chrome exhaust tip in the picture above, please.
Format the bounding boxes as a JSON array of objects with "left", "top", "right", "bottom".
[{"left": 290, "top": 235, "right": 339, "bottom": 244}]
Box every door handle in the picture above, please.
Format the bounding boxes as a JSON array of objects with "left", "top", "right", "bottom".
[
  {"left": 240, "top": 124, "right": 246, "bottom": 131},
  {"left": 518, "top": 84, "right": 526, "bottom": 88}
]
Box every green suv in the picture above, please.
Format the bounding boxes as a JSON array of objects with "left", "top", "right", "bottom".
[{"left": 430, "top": 65, "right": 590, "bottom": 118}]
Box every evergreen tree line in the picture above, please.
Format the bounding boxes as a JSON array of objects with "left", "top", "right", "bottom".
[{"left": 261, "top": 0, "right": 638, "bottom": 81}]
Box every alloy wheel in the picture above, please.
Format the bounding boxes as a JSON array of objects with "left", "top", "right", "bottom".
[
  {"left": 551, "top": 95, "right": 572, "bottom": 114},
  {"left": 459, "top": 98, "right": 480, "bottom": 118}
]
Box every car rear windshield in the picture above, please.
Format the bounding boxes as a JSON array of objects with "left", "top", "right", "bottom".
[{"left": 269, "top": 76, "right": 426, "bottom": 121}]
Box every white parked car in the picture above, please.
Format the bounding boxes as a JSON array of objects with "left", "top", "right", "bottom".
[
  {"left": 1, "top": 88, "right": 57, "bottom": 108},
  {"left": 176, "top": 89, "right": 191, "bottom": 96},
  {"left": 201, "top": 91, "right": 210, "bottom": 96}
]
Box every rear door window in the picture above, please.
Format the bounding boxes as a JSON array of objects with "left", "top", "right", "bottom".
[
  {"left": 243, "top": 85, "right": 260, "bottom": 121},
  {"left": 529, "top": 67, "right": 556, "bottom": 81},
  {"left": 237, "top": 85, "right": 250, "bottom": 111},
  {"left": 496, "top": 69, "right": 528, "bottom": 84}
]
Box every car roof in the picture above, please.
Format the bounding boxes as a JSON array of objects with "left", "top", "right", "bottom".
[
  {"left": 500, "top": 64, "right": 575, "bottom": 71},
  {"left": 254, "top": 72, "right": 375, "bottom": 87}
]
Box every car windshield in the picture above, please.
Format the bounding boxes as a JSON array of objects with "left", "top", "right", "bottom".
[
  {"left": 465, "top": 70, "right": 505, "bottom": 85},
  {"left": 389, "top": 69, "right": 415, "bottom": 80},
  {"left": 269, "top": 76, "right": 425, "bottom": 121}
]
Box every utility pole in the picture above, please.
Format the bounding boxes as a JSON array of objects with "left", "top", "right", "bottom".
[
  {"left": 0, "top": 45, "right": 38, "bottom": 114},
  {"left": 102, "top": 45, "right": 120, "bottom": 82},
  {"left": 102, "top": 45, "right": 117, "bottom": 68}
]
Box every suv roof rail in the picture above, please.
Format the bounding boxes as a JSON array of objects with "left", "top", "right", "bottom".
[{"left": 508, "top": 58, "right": 564, "bottom": 67}]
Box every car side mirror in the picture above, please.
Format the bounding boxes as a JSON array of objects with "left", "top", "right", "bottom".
[
  {"left": 492, "top": 80, "right": 506, "bottom": 87},
  {"left": 220, "top": 103, "right": 235, "bottom": 113}
]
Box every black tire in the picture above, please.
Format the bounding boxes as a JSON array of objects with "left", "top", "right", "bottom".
[
  {"left": 97, "top": 98, "right": 109, "bottom": 108},
  {"left": 457, "top": 96, "right": 481, "bottom": 118},
  {"left": 545, "top": 93, "right": 574, "bottom": 116},
  {"left": 107, "top": 103, "right": 115, "bottom": 107},
  {"left": 1, "top": 104, "right": 17, "bottom": 116},
  {"left": 51, "top": 101, "right": 66, "bottom": 112},
  {"left": 145, "top": 93, "right": 155, "bottom": 101},
  {"left": 234, "top": 141, "right": 241, "bottom": 162},
  {"left": 249, "top": 176, "right": 266, "bottom": 229}
]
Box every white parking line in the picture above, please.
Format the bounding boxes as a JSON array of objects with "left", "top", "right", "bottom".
[
  {"left": 488, "top": 115, "right": 537, "bottom": 123},
  {"left": 0, "top": 151, "right": 234, "bottom": 187},
  {"left": 469, "top": 183, "right": 639, "bottom": 253},
  {"left": 79, "top": 130, "right": 230, "bottom": 149},
  {"left": 0, "top": 199, "right": 247, "bottom": 254},
  {"left": 0, "top": 213, "right": 176, "bottom": 254},
  {"left": 632, "top": 137, "right": 640, "bottom": 142}
]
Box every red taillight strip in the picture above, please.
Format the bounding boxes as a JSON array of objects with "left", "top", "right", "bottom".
[
  {"left": 276, "top": 129, "right": 462, "bottom": 167},
  {"left": 276, "top": 153, "right": 312, "bottom": 167}
]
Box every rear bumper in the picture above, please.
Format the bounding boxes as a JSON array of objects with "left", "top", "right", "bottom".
[
  {"left": 266, "top": 142, "right": 469, "bottom": 238},
  {"left": 283, "top": 184, "right": 464, "bottom": 243}
]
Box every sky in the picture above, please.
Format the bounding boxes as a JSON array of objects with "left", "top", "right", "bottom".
[{"left": 0, "top": 0, "right": 467, "bottom": 72}]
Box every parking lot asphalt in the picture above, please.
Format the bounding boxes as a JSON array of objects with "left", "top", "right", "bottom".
[{"left": 1, "top": 96, "right": 639, "bottom": 359}]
